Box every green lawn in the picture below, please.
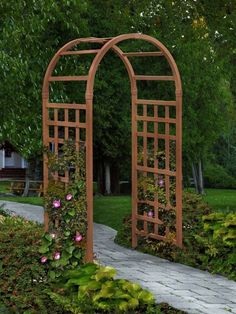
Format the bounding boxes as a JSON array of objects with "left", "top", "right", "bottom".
[
  {"left": 0, "top": 196, "right": 44, "bottom": 206},
  {"left": 0, "top": 181, "right": 11, "bottom": 193},
  {"left": 0, "top": 188, "right": 235, "bottom": 230},
  {"left": 93, "top": 196, "right": 131, "bottom": 230},
  {"left": 202, "top": 188, "right": 236, "bottom": 212}
]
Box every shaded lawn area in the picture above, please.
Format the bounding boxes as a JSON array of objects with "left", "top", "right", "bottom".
[
  {"left": 0, "top": 188, "right": 235, "bottom": 230},
  {"left": 93, "top": 196, "right": 131, "bottom": 230},
  {"left": 202, "top": 188, "right": 236, "bottom": 212},
  {"left": 0, "top": 181, "right": 11, "bottom": 193}
]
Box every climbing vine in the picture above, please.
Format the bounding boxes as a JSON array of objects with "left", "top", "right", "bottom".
[
  {"left": 39, "top": 142, "right": 87, "bottom": 279},
  {"left": 137, "top": 149, "right": 177, "bottom": 236}
]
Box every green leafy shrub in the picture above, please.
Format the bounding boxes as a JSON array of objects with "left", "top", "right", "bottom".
[
  {"left": 204, "top": 163, "right": 236, "bottom": 188},
  {"left": 47, "top": 263, "right": 186, "bottom": 314},
  {"left": 0, "top": 216, "right": 65, "bottom": 314},
  {"left": 47, "top": 263, "right": 154, "bottom": 313},
  {"left": 194, "top": 212, "right": 236, "bottom": 278},
  {"left": 115, "top": 192, "right": 236, "bottom": 279}
]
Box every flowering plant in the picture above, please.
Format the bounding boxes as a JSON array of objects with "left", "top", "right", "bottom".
[{"left": 39, "top": 142, "right": 87, "bottom": 279}]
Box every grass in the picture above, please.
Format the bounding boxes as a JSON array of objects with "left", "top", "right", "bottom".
[
  {"left": 0, "top": 196, "right": 44, "bottom": 206},
  {"left": 202, "top": 188, "right": 236, "bottom": 212},
  {"left": 93, "top": 196, "right": 131, "bottom": 230},
  {"left": 0, "top": 181, "right": 11, "bottom": 193},
  {"left": 0, "top": 188, "right": 235, "bottom": 230}
]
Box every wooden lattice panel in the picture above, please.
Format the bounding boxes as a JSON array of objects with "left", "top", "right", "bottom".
[{"left": 135, "top": 100, "right": 178, "bottom": 242}]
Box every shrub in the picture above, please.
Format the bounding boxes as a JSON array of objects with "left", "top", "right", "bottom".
[
  {"left": 47, "top": 263, "right": 156, "bottom": 314},
  {"left": 194, "top": 212, "right": 236, "bottom": 278},
  {"left": 0, "top": 216, "right": 65, "bottom": 314},
  {"left": 204, "top": 163, "right": 236, "bottom": 189},
  {"left": 47, "top": 263, "right": 187, "bottom": 314}
]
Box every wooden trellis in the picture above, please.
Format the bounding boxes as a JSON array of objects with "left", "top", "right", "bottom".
[{"left": 42, "top": 33, "right": 182, "bottom": 262}]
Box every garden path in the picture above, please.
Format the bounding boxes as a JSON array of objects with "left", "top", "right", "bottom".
[{"left": 1, "top": 200, "right": 235, "bottom": 314}]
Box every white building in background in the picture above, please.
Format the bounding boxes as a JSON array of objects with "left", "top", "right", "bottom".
[{"left": 0, "top": 141, "right": 27, "bottom": 178}]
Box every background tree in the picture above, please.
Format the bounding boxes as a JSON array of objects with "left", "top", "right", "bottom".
[{"left": 1, "top": 0, "right": 235, "bottom": 194}]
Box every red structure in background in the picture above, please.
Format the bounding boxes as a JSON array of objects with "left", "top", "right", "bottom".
[{"left": 42, "top": 33, "right": 182, "bottom": 262}]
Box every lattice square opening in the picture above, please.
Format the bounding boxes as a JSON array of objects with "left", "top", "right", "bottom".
[
  {"left": 170, "top": 123, "right": 176, "bottom": 136},
  {"left": 170, "top": 176, "right": 176, "bottom": 207},
  {"left": 48, "top": 108, "right": 54, "bottom": 120},
  {"left": 158, "top": 105, "right": 165, "bottom": 118},
  {"left": 69, "top": 127, "right": 76, "bottom": 140},
  {"left": 169, "top": 106, "right": 176, "bottom": 118},
  {"left": 80, "top": 128, "right": 86, "bottom": 142},
  {"left": 137, "top": 104, "right": 143, "bottom": 116},
  {"left": 147, "top": 138, "right": 154, "bottom": 167},
  {"left": 147, "top": 105, "right": 154, "bottom": 117},
  {"left": 147, "top": 121, "right": 154, "bottom": 133},
  {"left": 158, "top": 122, "right": 165, "bottom": 134},
  {"left": 58, "top": 109, "right": 65, "bottom": 121},
  {"left": 49, "top": 142, "right": 55, "bottom": 153},
  {"left": 68, "top": 109, "right": 76, "bottom": 122},
  {"left": 137, "top": 219, "right": 144, "bottom": 232},
  {"left": 80, "top": 109, "right": 86, "bottom": 123},
  {"left": 170, "top": 140, "right": 176, "bottom": 171},
  {"left": 49, "top": 126, "right": 54, "bottom": 138},
  {"left": 137, "top": 120, "right": 143, "bottom": 132},
  {"left": 58, "top": 126, "right": 65, "bottom": 139}
]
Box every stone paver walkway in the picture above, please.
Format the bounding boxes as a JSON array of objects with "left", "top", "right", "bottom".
[{"left": 1, "top": 200, "right": 236, "bottom": 314}]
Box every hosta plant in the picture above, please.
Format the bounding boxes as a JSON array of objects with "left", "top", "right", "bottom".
[{"left": 47, "top": 263, "right": 155, "bottom": 314}]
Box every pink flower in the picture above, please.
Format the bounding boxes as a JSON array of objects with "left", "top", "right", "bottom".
[
  {"left": 41, "top": 256, "right": 47, "bottom": 263},
  {"left": 158, "top": 179, "right": 164, "bottom": 187},
  {"left": 53, "top": 200, "right": 61, "bottom": 208},
  {"left": 53, "top": 252, "right": 61, "bottom": 260},
  {"left": 75, "top": 234, "right": 83, "bottom": 242},
  {"left": 66, "top": 194, "right": 73, "bottom": 201},
  {"left": 147, "top": 211, "right": 154, "bottom": 218}
]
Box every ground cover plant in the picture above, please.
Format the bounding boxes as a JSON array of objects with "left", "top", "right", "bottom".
[
  {"left": 115, "top": 192, "right": 236, "bottom": 280},
  {"left": 47, "top": 262, "right": 186, "bottom": 314},
  {"left": 0, "top": 215, "right": 64, "bottom": 314}
]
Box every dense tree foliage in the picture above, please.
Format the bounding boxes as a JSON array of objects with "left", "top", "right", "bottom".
[{"left": 0, "top": 0, "right": 235, "bottom": 192}]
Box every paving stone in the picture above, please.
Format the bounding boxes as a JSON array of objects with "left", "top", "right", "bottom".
[{"left": 3, "top": 200, "right": 236, "bottom": 314}]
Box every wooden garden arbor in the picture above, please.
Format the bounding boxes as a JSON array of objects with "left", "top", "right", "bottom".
[{"left": 42, "top": 33, "right": 182, "bottom": 262}]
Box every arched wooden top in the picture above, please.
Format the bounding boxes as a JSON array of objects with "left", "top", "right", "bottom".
[
  {"left": 86, "top": 33, "right": 182, "bottom": 100},
  {"left": 42, "top": 33, "right": 182, "bottom": 102}
]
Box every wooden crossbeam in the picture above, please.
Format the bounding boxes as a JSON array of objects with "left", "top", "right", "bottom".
[
  {"left": 137, "top": 200, "right": 169, "bottom": 210},
  {"left": 136, "top": 230, "right": 176, "bottom": 242},
  {"left": 136, "top": 116, "right": 176, "bottom": 123},
  {"left": 78, "top": 37, "right": 113, "bottom": 43},
  {"left": 136, "top": 214, "right": 163, "bottom": 224},
  {"left": 60, "top": 49, "right": 100, "bottom": 55},
  {"left": 49, "top": 76, "right": 88, "bottom": 81},
  {"left": 123, "top": 51, "right": 164, "bottom": 57},
  {"left": 134, "top": 75, "right": 175, "bottom": 81},
  {"left": 136, "top": 99, "right": 176, "bottom": 106},
  {"left": 47, "top": 121, "right": 87, "bottom": 128},
  {"left": 137, "top": 132, "right": 176, "bottom": 140},
  {"left": 136, "top": 165, "right": 176, "bottom": 176},
  {"left": 47, "top": 103, "right": 86, "bottom": 110}
]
